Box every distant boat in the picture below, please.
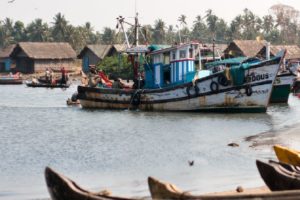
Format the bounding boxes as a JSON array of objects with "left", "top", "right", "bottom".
[
  {"left": 44, "top": 167, "right": 140, "bottom": 200},
  {"left": 0, "top": 73, "right": 23, "bottom": 85},
  {"left": 256, "top": 160, "right": 300, "bottom": 191},
  {"left": 25, "top": 81, "right": 70, "bottom": 88},
  {"left": 148, "top": 176, "right": 300, "bottom": 200}
]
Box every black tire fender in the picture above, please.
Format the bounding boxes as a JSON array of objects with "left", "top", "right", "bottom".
[
  {"left": 132, "top": 93, "right": 141, "bottom": 105},
  {"left": 210, "top": 81, "right": 219, "bottom": 93},
  {"left": 218, "top": 74, "right": 229, "bottom": 86},
  {"left": 245, "top": 85, "right": 253, "bottom": 96}
]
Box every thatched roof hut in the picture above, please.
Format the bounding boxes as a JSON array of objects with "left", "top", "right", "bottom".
[
  {"left": 224, "top": 40, "right": 265, "bottom": 58},
  {"left": 77, "top": 44, "right": 124, "bottom": 72},
  {"left": 10, "top": 42, "right": 76, "bottom": 73}
]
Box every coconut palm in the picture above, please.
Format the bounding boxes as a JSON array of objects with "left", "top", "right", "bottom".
[
  {"left": 191, "top": 15, "right": 208, "bottom": 41},
  {"left": 205, "top": 9, "right": 218, "bottom": 38},
  {"left": 52, "top": 12, "right": 68, "bottom": 42},
  {"left": 153, "top": 19, "right": 166, "bottom": 44},
  {"left": 26, "top": 19, "right": 51, "bottom": 42}
]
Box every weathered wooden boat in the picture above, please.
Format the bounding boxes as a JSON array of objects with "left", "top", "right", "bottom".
[
  {"left": 77, "top": 43, "right": 285, "bottom": 112},
  {"left": 45, "top": 166, "right": 142, "bottom": 200},
  {"left": 26, "top": 81, "right": 70, "bottom": 88},
  {"left": 0, "top": 74, "right": 23, "bottom": 84},
  {"left": 274, "top": 145, "right": 300, "bottom": 166},
  {"left": 38, "top": 76, "right": 60, "bottom": 84},
  {"left": 270, "top": 70, "right": 295, "bottom": 103},
  {"left": 256, "top": 160, "right": 300, "bottom": 191},
  {"left": 148, "top": 176, "right": 300, "bottom": 200}
]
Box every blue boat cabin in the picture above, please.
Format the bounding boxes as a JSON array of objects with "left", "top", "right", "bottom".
[{"left": 145, "top": 43, "right": 198, "bottom": 88}]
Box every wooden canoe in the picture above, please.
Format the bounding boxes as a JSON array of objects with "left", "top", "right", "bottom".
[
  {"left": 45, "top": 167, "right": 142, "bottom": 200},
  {"left": 274, "top": 145, "right": 300, "bottom": 166},
  {"left": 148, "top": 176, "right": 300, "bottom": 200},
  {"left": 0, "top": 77, "right": 23, "bottom": 84},
  {"left": 256, "top": 160, "right": 300, "bottom": 191},
  {"left": 26, "top": 82, "right": 70, "bottom": 88}
]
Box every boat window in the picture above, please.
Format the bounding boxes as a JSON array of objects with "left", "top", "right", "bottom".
[
  {"left": 179, "top": 50, "right": 186, "bottom": 59},
  {"left": 189, "top": 48, "right": 194, "bottom": 58},
  {"left": 164, "top": 53, "right": 170, "bottom": 64},
  {"left": 153, "top": 54, "right": 161, "bottom": 63},
  {"left": 171, "top": 51, "right": 176, "bottom": 61}
]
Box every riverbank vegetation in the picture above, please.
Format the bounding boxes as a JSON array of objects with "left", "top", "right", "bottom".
[{"left": 0, "top": 3, "right": 299, "bottom": 53}]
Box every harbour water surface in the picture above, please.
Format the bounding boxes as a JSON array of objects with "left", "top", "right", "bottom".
[{"left": 1, "top": 84, "right": 300, "bottom": 200}]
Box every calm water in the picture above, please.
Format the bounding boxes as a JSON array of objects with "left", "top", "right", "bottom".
[{"left": 1, "top": 84, "right": 300, "bottom": 200}]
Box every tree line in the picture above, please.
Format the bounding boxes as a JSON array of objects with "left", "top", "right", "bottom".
[{"left": 0, "top": 3, "right": 299, "bottom": 53}]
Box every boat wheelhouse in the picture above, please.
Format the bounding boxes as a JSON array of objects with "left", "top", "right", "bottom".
[{"left": 144, "top": 43, "right": 198, "bottom": 89}]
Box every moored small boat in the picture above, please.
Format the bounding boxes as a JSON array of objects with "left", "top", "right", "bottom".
[
  {"left": 270, "top": 71, "right": 295, "bottom": 103},
  {"left": 26, "top": 81, "right": 70, "bottom": 88},
  {"left": 45, "top": 167, "right": 142, "bottom": 200},
  {"left": 256, "top": 160, "right": 300, "bottom": 191},
  {"left": 148, "top": 176, "right": 300, "bottom": 200},
  {"left": 0, "top": 73, "right": 23, "bottom": 84},
  {"left": 273, "top": 145, "right": 300, "bottom": 166}
]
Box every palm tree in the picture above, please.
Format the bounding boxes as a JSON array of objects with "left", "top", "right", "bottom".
[
  {"left": 191, "top": 15, "right": 208, "bottom": 41},
  {"left": 26, "top": 19, "right": 51, "bottom": 42},
  {"left": 13, "top": 21, "right": 26, "bottom": 42},
  {"left": 205, "top": 9, "right": 218, "bottom": 38},
  {"left": 101, "top": 27, "right": 116, "bottom": 44},
  {"left": 153, "top": 19, "right": 166, "bottom": 44},
  {"left": 52, "top": 12, "right": 68, "bottom": 42},
  {"left": 178, "top": 14, "right": 187, "bottom": 27},
  {"left": 0, "top": 18, "right": 15, "bottom": 47},
  {"left": 262, "top": 15, "right": 274, "bottom": 35}
]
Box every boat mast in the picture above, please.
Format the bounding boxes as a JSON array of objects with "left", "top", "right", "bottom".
[
  {"left": 134, "top": 12, "right": 139, "bottom": 46},
  {"left": 116, "top": 16, "right": 131, "bottom": 48}
]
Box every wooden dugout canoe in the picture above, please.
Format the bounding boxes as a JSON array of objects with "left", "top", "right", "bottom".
[
  {"left": 274, "top": 145, "right": 300, "bottom": 166},
  {"left": 44, "top": 167, "right": 142, "bottom": 200},
  {"left": 256, "top": 160, "right": 300, "bottom": 191},
  {"left": 26, "top": 82, "right": 70, "bottom": 88},
  {"left": 147, "top": 176, "right": 300, "bottom": 200}
]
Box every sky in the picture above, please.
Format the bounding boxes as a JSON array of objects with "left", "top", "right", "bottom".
[{"left": 0, "top": 0, "right": 299, "bottom": 32}]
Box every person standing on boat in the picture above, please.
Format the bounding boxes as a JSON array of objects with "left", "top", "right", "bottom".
[
  {"left": 45, "top": 68, "right": 51, "bottom": 83},
  {"left": 60, "top": 67, "right": 67, "bottom": 84}
]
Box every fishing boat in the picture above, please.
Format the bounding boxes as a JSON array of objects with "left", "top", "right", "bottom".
[
  {"left": 256, "top": 160, "right": 300, "bottom": 191},
  {"left": 77, "top": 14, "right": 285, "bottom": 112},
  {"left": 148, "top": 176, "right": 300, "bottom": 200},
  {"left": 44, "top": 167, "right": 141, "bottom": 200},
  {"left": 273, "top": 145, "right": 300, "bottom": 166},
  {"left": 78, "top": 45, "right": 285, "bottom": 112},
  {"left": 0, "top": 73, "right": 23, "bottom": 84},
  {"left": 26, "top": 81, "right": 70, "bottom": 88}
]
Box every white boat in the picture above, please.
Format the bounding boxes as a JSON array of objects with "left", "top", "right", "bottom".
[{"left": 77, "top": 41, "right": 284, "bottom": 113}]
